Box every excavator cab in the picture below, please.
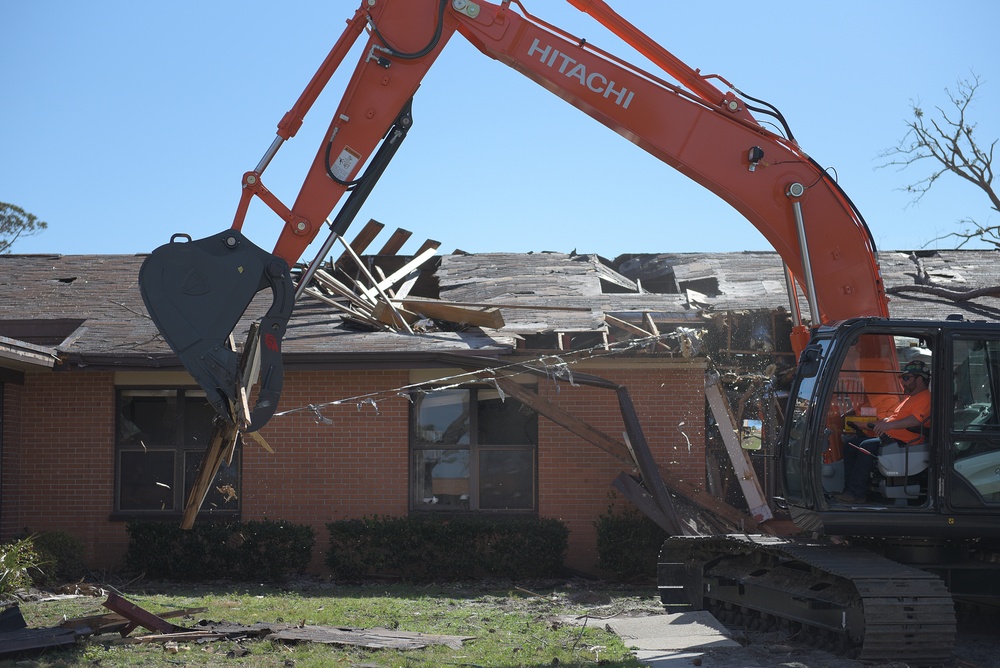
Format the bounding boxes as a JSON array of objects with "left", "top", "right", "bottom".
[{"left": 780, "top": 317, "right": 1000, "bottom": 540}]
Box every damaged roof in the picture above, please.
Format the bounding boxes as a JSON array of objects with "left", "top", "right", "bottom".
[{"left": 0, "top": 249, "right": 997, "bottom": 371}]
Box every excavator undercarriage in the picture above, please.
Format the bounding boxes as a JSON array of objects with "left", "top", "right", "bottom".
[{"left": 659, "top": 534, "right": 957, "bottom": 665}]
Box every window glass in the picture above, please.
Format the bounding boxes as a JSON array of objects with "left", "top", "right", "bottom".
[
  {"left": 183, "top": 391, "right": 217, "bottom": 447},
  {"left": 950, "top": 338, "right": 1000, "bottom": 505},
  {"left": 413, "top": 391, "right": 470, "bottom": 445},
  {"left": 480, "top": 449, "right": 534, "bottom": 510},
  {"left": 478, "top": 389, "right": 538, "bottom": 446},
  {"left": 410, "top": 385, "right": 537, "bottom": 513},
  {"left": 118, "top": 390, "right": 178, "bottom": 446},
  {"left": 781, "top": 342, "right": 828, "bottom": 500},
  {"left": 413, "top": 449, "right": 470, "bottom": 509},
  {"left": 119, "top": 450, "right": 175, "bottom": 511},
  {"left": 817, "top": 333, "right": 933, "bottom": 504},
  {"left": 116, "top": 388, "right": 239, "bottom": 515}
]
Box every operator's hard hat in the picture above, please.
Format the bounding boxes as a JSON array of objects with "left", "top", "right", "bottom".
[{"left": 902, "top": 360, "right": 930, "bottom": 380}]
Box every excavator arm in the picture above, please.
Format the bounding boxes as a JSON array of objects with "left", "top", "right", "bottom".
[{"left": 140, "top": 0, "right": 890, "bottom": 431}]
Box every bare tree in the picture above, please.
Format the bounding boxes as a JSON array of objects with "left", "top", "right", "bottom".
[
  {"left": 878, "top": 73, "right": 998, "bottom": 248},
  {"left": 0, "top": 202, "right": 48, "bottom": 253}
]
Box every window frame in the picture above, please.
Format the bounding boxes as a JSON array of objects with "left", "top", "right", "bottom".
[
  {"left": 112, "top": 386, "right": 241, "bottom": 520},
  {"left": 408, "top": 384, "right": 538, "bottom": 515}
]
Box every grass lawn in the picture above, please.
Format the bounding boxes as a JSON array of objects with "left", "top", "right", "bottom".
[{"left": 5, "top": 579, "right": 658, "bottom": 667}]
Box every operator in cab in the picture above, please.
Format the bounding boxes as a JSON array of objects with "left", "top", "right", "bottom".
[{"left": 834, "top": 360, "right": 931, "bottom": 504}]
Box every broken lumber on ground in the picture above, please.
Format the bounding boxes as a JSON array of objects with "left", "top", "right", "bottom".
[
  {"left": 0, "top": 606, "right": 76, "bottom": 658},
  {"left": 35, "top": 592, "right": 473, "bottom": 653}
]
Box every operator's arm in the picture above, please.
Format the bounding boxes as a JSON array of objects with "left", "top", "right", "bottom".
[
  {"left": 872, "top": 414, "right": 923, "bottom": 435},
  {"left": 873, "top": 390, "right": 931, "bottom": 441}
]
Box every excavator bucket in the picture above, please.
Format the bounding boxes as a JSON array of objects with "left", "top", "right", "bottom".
[{"left": 138, "top": 229, "right": 293, "bottom": 432}]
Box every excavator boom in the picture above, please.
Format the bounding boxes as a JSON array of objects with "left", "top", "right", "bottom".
[{"left": 140, "top": 0, "right": 888, "bottom": 431}]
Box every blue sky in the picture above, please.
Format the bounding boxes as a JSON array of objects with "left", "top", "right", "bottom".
[{"left": 4, "top": 1, "right": 998, "bottom": 261}]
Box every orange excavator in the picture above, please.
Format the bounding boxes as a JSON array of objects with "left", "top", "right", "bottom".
[{"left": 139, "top": 1, "right": 1000, "bottom": 663}]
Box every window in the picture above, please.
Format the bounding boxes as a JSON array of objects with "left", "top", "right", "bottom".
[
  {"left": 410, "top": 387, "right": 537, "bottom": 512},
  {"left": 115, "top": 389, "right": 240, "bottom": 515},
  {"left": 950, "top": 337, "right": 1000, "bottom": 506}
]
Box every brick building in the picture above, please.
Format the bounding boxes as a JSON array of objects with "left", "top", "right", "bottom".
[{"left": 2, "top": 248, "right": 996, "bottom": 575}]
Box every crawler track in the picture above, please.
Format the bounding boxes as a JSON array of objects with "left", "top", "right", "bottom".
[{"left": 658, "top": 534, "right": 956, "bottom": 665}]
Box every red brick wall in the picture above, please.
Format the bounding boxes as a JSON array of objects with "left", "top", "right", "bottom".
[
  {"left": 241, "top": 369, "right": 413, "bottom": 573},
  {"left": 535, "top": 361, "right": 706, "bottom": 572},
  {"left": 1, "top": 360, "right": 705, "bottom": 576},
  {"left": 1, "top": 371, "right": 125, "bottom": 569}
]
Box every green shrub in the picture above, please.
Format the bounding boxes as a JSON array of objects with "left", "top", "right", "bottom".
[
  {"left": 29, "top": 531, "right": 86, "bottom": 585},
  {"left": 326, "top": 515, "right": 568, "bottom": 581},
  {"left": 0, "top": 537, "right": 40, "bottom": 596},
  {"left": 595, "top": 508, "right": 667, "bottom": 582},
  {"left": 125, "top": 519, "right": 314, "bottom": 581}
]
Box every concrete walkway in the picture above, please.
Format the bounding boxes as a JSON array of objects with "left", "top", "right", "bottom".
[
  {"left": 604, "top": 611, "right": 741, "bottom": 666},
  {"left": 595, "top": 611, "right": 864, "bottom": 668}
]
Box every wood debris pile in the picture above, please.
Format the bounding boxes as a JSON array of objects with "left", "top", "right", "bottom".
[
  {"left": 0, "top": 591, "right": 472, "bottom": 659},
  {"left": 299, "top": 218, "right": 504, "bottom": 332}
]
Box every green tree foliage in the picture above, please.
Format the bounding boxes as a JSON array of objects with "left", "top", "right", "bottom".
[{"left": 0, "top": 201, "right": 48, "bottom": 253}]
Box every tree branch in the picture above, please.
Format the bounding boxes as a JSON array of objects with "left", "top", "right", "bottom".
[
  {"left": 876, "top": 72, "right": 998, "bottom": 248},
  {"left": 886, "top": 283, "right": 1000, "bottom": 302}
]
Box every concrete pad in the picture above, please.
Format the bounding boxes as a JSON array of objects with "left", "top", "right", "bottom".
[
  {"left": 634, "top": 648, "right": 778, "bottom": 668},
  {"left": 633, "top": 649, "right": 707, "bottom": 667},
  {"left": 606, "top": 611, "right": 741, "bottom": 651}
]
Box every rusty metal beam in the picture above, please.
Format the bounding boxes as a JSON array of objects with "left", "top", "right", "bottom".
[{"left": 103, "top": 593, "right": 180, "bottom": 636}]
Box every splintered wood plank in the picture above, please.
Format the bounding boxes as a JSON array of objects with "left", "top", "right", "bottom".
[
  {"left": 413, "top": 239, "right": 441, "bottom": 255},
  {"left": 372, "top": 301, "right": 420, "bottom": 328},
  {"left": 265, "top": 625, "right": 474, "bottom": 650},
  {"left": 304, "top": 287, "right": 375, "bottom": 320},
  {"left": 0, "top": 627, "right": 77, "bottom": 657},
  {"left": 337, "top": 236, "right": 413, "bottom": 333},
  {"left": 400, "top": 300, "right": 504, "bottom": 328},
  {"left": 359, "top": 247, "right": 439, "bottom": 300},
  {"left": 494, "top": 377, "right": 631, "bottom": 463},
  {"left": 705, "top": 376, "right": 772, "bottom": 522},
  {"left": 604, "top": 314, "right": 672, "bottom": 351},
  {"left": 334, "top": 219, "right": 384, "bottom": 266},
  {"left": 235, "top": 322, "right": 261, "bottom": 431},
  {"left": 398, "top": 297, "right": 591, "bottom": 312},
  {"left": 392, "top": 270, "right": 421, "bottom": 300},
  {"left": 376, "top": 228, "right": 412, "bottom": 255},
  {"left": 181, "top": 421, "right": 238, "bottom": 529},
  {"left": 312, "top": 268, "right": 377, "bottom": 307},
  {"left": 181, "top": 324, "right": 261, "bottom": 529}
]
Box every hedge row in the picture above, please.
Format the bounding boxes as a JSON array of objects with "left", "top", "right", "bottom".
[
  {"left": 326, "top": 515, "right": 569, "bottom": 581},
  {"left": 123, "top": 510, "right": 660, "bottom": 583},
  {"left": 125, "top": 519, "right": 314, "bottom": 581}
]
